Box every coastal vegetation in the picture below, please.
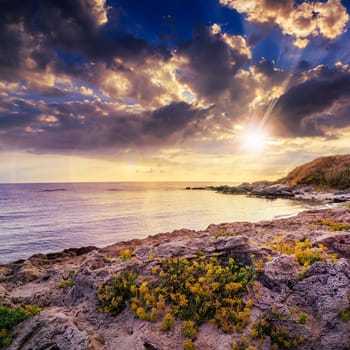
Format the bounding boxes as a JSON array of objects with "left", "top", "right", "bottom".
[
  {"left": 58, "top": 279, "right": 75, "bottom": 288},
  {"left": 98, "top": 255, "right": 257, "bottom": 348},
  {"left": 232, "top": 307, "right": 309, "bottom": 349},
  {"left": 58, "top": 272, "right": 75, "bottom": 288},
  {"left": 0, "top": 305, "right": 41, "bottom": 348},
  {"left": 313, "top": 219, "right": 350, "bottom": 232},
  {"left": 280, "top": 155, "right": 350, "bottom": 189},
  {"left": 118, "top": 248, "right": 134, "bottom": 261},
  {"left": 339, "top": 306, "right": 350, "bottom": 322},
  {"left": 97, "top": 235, "right": 340, "bottom": 349},
  {"left": 270, "top": 237, "right": 338, "bottom": 268}
]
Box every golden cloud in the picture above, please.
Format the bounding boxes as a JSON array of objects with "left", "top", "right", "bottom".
[
  {"left": 220, "top": 0, "right": 349, "bottom": 47},
  {"left": 210, "top": 23, "right": 252, "bottom": 59},
  {"left": 87, "top": 0, "right": 109, "bottom": 26}
]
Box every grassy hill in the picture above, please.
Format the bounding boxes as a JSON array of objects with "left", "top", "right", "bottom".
[{"left": 280, "top": 155, "right": 350, "bottom": 190}]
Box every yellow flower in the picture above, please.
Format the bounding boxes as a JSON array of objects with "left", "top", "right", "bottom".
[
  {"left": 130, "top": 285, "right": 136, "bottom": 295},
  {"left": 181, "top": 320, "right": 197, "bottom": 338},
  {"left": 198, "top": 277, "right": 206, "bottom": 284},
  {"left": 160, "top": 312, "right": 175, "bottom": 331},
  {"left": 183, "top": 339, "right": 195, "bottom": 350},
  {"left": 225, "top": 282, "right": 242, "bottom": 293},
  {"left": 189, "top": 283, "right": 200, "bottom": 294},
  {"left": 151, "top": 266, "right": 160, "bottom": 274},
  {"left": 139, "top": 282, "right": 148, "bottom": 295},
  {"left": 245, "top": 298, "right": 254, "bottom": 308},
  {"left": 136, "top": 307, "right": 146, "bottom": 319},
  {"left": 178, "top": 294, "right": 188, "bottom": 307},
  {"left": 156, "top": 294, "right": 166, "bottom": 310}
]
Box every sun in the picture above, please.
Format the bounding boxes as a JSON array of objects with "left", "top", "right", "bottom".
[{"left": 240, "top": 127, "right": 267, "bottom": 152}]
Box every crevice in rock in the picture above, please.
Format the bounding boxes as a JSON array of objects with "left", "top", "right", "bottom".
[
  {"left": 144, "top": 342, "right": 159, "bottom": 350},
  {"left": 258, "top": 274, "right": 282, "bottom": 292}
]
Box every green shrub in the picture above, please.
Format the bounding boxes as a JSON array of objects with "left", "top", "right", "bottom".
[
  {"left": 98, "top": 256, "right": 257, "bottom": 349},
  {"left": 231, "top": 337, "right": 255, "bottom": 350},
  {"left": 118, "top": 249, "right": 134, "bottom": 261},
  {"left": 160, "top": 312, "right": 175, "bottom": 331},
  {"left": 271, "top": 238, "right": 337, "bottom": 267},
  {"left": 98, "top": 270, "right": 137, "bottom": 315},
  {"left": 183, "top": 339, "right": 195, "bottom": 350},
  {"left": 251, "top": 316, "right": 304, "bottom": 350},
  {"left": 339, "top": 307, "right": 350, "bottom": 322},
  {"left": 181, "top": 320, "right": 197, "bottom": 339},
  {"left": 0, "top": 305, "right": 41, "bottom": 347},
  {"left": 297, "top": 312, "right": 308, "bottom": 324},
  {"left": 58, "top": 272, "right": 75, "bottom": 289},
  {"left": 300, "top": 167, "right": 350, "bottom": 189},
  {"left": 58, "top": 279, "right": 75, "bottom": 288},
  {"left": 313, "top": 220, "right": 350, "bottom": 232}
]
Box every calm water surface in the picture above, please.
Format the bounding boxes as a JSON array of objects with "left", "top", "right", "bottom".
[{"left": 0, "top": 182, "right": 317, "bottom": 263}]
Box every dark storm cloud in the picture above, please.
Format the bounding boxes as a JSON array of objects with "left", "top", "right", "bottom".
[
  {"left": 296, "top": 60, "right": 312, "bottom": 72},
  {"left": 0, "top": 98, "right": 212, "bottom": 152},
  {"left": 317, "top": 101, "right": 350, "bottom": 130},
  {"left": 0, "top": 98, "right": 40, "bottom": 129},
  {"left": 26, "top": 83, "right": 70, "bottom": 97},
  {"left": 143, "top": 102, "right": 213, "bottom": 138},
  {"left": 178, "top": 26, "right": 250, "bottom": 98},
  {"left": 0, "top": 0, "right": 163, "bottom": 81},
  {"left": 272, "top": 69, "right": 350, "bottom": 137},
  {"left": 253, "top": 58, "right": 290, "bottom": 87}
]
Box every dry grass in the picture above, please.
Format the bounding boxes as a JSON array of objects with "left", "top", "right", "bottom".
[{"left": 279, "top": 155, "right": 350, "bottom": 189}]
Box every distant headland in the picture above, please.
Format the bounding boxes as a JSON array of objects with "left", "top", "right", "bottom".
[{"left": 186, "top": 154, "right": 350, "bottom": 204}]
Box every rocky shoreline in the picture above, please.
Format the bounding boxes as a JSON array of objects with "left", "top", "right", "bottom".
[
  {"left": 185, "top": 182, "right": 350, "bottom": 204},
  {"left": 1, "top": 205, "right": 350, "bottom": 349}
]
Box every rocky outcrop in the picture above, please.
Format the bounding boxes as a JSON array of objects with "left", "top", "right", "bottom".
[
  {"left": 279, "top": 154, "right": 350, "bottom": 189},
  {"left": 1, "top": 207, "right": 350, "bottom": 350},
  {"left": 188, "top": 182, "right": 350, "bottom": 202},
  {"left": 186, "top": 155, "right": 350, "bottom": 203}
]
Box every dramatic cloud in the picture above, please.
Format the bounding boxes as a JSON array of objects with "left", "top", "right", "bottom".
[
  {"left": 0, "top": 0, "right": 160, "bottom": 82},
  {"left": 0, "top": 92, "right": 212, "bottom": 153},
  {"left": 220, "top": 0, "right": 349, "bottom": 47},
  {"left": 0, "top": 0, "right": 350, "bottom": 182},
  {"left": 271, "top": 65, "right": 350, "bottom": 137},
  {"left": 177, "top": 25, "right": 251, "bottom": 99}
]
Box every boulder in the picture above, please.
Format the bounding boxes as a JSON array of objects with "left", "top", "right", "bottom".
[{"left": 313, "top": 233, "right": 350, "bottom": 258}]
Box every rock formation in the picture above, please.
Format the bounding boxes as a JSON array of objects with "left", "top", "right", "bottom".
[{"left": 186, "top": 155, "right": 350, "bottom": 202}]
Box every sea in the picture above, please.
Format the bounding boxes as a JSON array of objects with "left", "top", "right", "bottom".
[{"left": 0, "top": 182, "right": 318, "bottom": 264}]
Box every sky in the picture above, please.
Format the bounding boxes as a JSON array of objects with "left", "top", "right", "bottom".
[{"left": 0, "top": 0, "right": 350, "bottom": 183}]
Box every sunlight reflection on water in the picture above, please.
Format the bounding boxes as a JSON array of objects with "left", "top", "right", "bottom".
[{"left": 0, "top": 182, "right": 317, "bottom": 263}]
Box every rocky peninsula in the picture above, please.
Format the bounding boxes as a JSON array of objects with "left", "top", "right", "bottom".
[
  {"left": 186, "top": 155, "right": 350, "bottom": 204},
  {"left": 1, "top": 155, "right": 350, "bottom": 350}
]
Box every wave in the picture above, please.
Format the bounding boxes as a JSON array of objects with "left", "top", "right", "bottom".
[
  {"left": 40, "top": 188, "right": 66, "bottom": 192},
  {"left": 0, "top": 214, "right": 27, "bottom": 221}
]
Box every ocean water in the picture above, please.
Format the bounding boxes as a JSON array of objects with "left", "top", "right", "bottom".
[{"left": 0, "top": 182, "right": 316, "bottom": 263}]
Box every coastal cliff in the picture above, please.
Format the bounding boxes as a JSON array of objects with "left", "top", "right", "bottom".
[{"left": 1, "top": 206, "right": 350, "bottom": 350}]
